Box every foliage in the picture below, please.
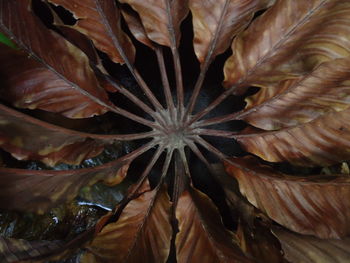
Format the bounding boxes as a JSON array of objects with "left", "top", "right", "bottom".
[{"left": 1, "top": 0, "right": 350, "bottom": 262}]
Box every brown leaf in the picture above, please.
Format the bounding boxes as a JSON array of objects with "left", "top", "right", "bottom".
[
  {"left": 0, "top": 0, "right": 111, "bottom": 118},
  {"left": 224, "top": 0, "right": 350, "bottom": 94},
  {"left": 119, "top": 0, "right": 189, "bottom": 47},
  {"left": 121, "top": 7, "right": 154, "bottom": 49},
  {"left": 82, "top": 187, "right": 172, "bottom": 263},
  {"left": 225, "top": 156, "right": 350, "bottom": 239},
  {"left": 0, "top": 237, "right": 63, "bottom": 263},
  {"left": 0, "top": 104, "right": 118, "bottom": 166},
  {"left": 0, "top": 44, "right": 103, "bottom": 119},
  {"left": 273, "top": 227, "right": 350, "bottom": 263},
  {"left": 240, "top": 58, "right": 350, "bottom": 130},
  {"left": 0, "top": 158, "right": 128, "bottom": 214},
  {"left": 236, "top": 222, "right": 285, "bottom": 263},
  {"left": 190, "top": 0, "right": 272, "bottom": 63},
  {"left": 235, "top": 106, "right": 350, "bottom": 166},
  {"left": 48, "top": 0, "right": 135, "bottom": 64},
  {"left": 175, "top": 188, "right": 253, "bottom": 263}
]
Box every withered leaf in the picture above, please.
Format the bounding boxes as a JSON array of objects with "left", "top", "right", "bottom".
[
  {"left": 0, "top": 104, "right": 117, "bottom": 166},
  {"left": 175, "top": 188, "right": 252, "bottom": 263},
  {"left": 190, "top": 0, "right": 272, "bottom": 64},
  {"left": 48, "top": 0, "right": 135, "bottom": 64},
  {"left": 0, "top": 0, "right": 111, "bottom": 118},
  {"left": 82, "top": 186, "right": 172, "bottom": 263},
  {"left": 224, "top": 0, "right": 350, "bottom": 94},
  {"left": 225, "top": 156, "right": 350, "bottom": 239},
  {"left": 235, "top": 106, "right": 350, "bottom": 166},
  {"left": 0, "top": 44, "right": 106, "bottom": 119},
  {"left": 273, "top": 227, "right": 350, "bottom": 263},
  {"left": 240, "top": 58, "right": 350, "bottom": 130},
  {"left": 121, "top": 7, "right": 154, "bottom": 49},
  {"left": 119, "top": 0, "right": 189, "bottom": 47},
  {"left": 0, "top": 159, "right": 128, "bottom": 214}
]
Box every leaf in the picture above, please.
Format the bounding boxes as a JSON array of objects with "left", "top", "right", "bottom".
[
  {"left": 235, "top": 106, "right": 350, "bottom": 166},
  {"left": 121, "top": 7, "right": 154, "bottom": 49},
  {"left": 0, "top": 44, "right": 103, "bottom": 119},
  {"left": 236, "top": 222, "right": 285, "bottom": 263},
  {"left": 81, "top": 186, "right": 172, "bottom": 263},
  {"left": 175, "top": 188, "right": 253, "bottom": 263},
  {"left": 240, "top": 58, "right": 350, "bottom": 130},
  {"left": 0, "top": 104, "right": 118, "bottom": 166},
  {"left": 0, "top": 237, "right": 63, "bottom": 263},
  {"left": 119, "top": 0, "right": 189, "bottom": 47},
  {"left": 0, "top": 0, "right": 111, "bottom": 118},
  {"left": 224, "top": 0, "right": 350, "bottom": 94},
  {"left": 225, "top": 156, "right": 350, "bottom": 239},
  {"left": 190, "top": 0, "right": 272, "bottom": 63},
  {"left": 273, "top": 227, "right": 350, "bottom": 263},
  {"left": 48, "top": 0, "right": 135, "bottom": 64},
  {"left": 0, "top": 159, "right": 128, "bottom": 214},
  {"left": 0, "top": 32, "right": 16, "bottom": 49}
]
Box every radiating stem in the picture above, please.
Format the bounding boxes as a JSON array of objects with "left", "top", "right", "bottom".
[
  {"left": 159, "top": 148, "right": 174, "bottom": 183},
  {"left": 102, "top": 74, "right": 168, "bottom": 128},
  {"left": 184, "top": 138, "right": 213, "bottom": 171},
  {"left": 110, "top": 105, "right": 158, "bottom": 129},
  {"left": 195, "top": 112, "right": 240, "bottom": 128},
  {"left": 107, "top": 131, "right": 159, "bottom": 141},
  {"left": 191, "top": 135, "right": 228, "bottom": 161},
  {"left": 190, "top": 128, "right": 238, "bottom": 139},
  {"left": 165, "top": 0, "right": 184, "bottom": 114},
  {"left": 186, "top": 87, "right": 234, "bottom": 126},
  {"left": 121, "top": 139, "right": 160, "bottom": 163},
  {"left": 155, "top": 47, "right": 175, "bottom": 117},
  {"left": 95, "top": 0, "right": 164, "bottom": 113},
  {"left": 172, "top": 149, "right": 189, "bottom": 207}
]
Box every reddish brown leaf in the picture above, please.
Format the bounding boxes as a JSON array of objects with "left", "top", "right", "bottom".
[
  {"left": 190, "top": 0, "right": 272, "bottom": 63},
  {"left": 224, "top": 0, "right": 350, "bottom": 94},
  {"left": 0, "top": 158, "right": 128, "bottom": 214},
  {"left": 240, "top": 58, "right": 350, "bottom": 130},
  {"left": 0, "top": 104, "right": 119, "bottom": 166},
  {"left": 121, "top": 7, "right": 154, "bottom": 49},
  {"left": 48, "top": 0, "right": 135, "bottom": 64},
  {"left": 0, "top": 44, "right": 105, "bottom": 119},
  {"left": 175, "top": 188, "right": 252, "bottom": 263},
  {"left": 235, "top": 106, "right": 350, "bottom": 166},
  {"left": 236, "top": 222, "right": 285, "bottom": 263},
  {"left": 273, "top": 227, "right": 350, "bottom": 263},
  {"left": 81, "top": 187, "right": 172, "bottom": 263},
  {"left": 225, "top": 156, "right": 350, "bottom": 238},
  {"left": 0, "top": 0, "right": 111, "bottom": 118},
  {"left": 119, "top": 0, "right": 189, "bottom": 47}
]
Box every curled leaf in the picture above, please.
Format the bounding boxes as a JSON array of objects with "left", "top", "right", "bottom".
[
  {"left": 175, "top": 188, "right": 252, "bottom": 263},
  {"left": 82, "top": 187, "right": 172, "bottom": 263},
  {"left": 48, "top": 0, "right": 135, "bottom": 64}
]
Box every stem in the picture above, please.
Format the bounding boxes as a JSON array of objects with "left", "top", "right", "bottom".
[
  {"left": 102, "top": 74, "right": 168, "bottom": 128},
  {"left": 195, "top": 112, "right": 241, "bottom": 128},
  {"left": 107, "top": 131, "right": 159, "bottom": 141},
  {"left": 110, "top": 104, "right": 158, "bottom": 129},
  {"left": 165, "top": 0, "right": 184, "bottom": 113},
  {"left": 121, "top": 139, "right": 160, "bottom": 163},
  {"left": 191, "top": 135, "right": 228, "bottom": 161},
  {"left": 172, "top": 149, "right": 189, "bottom": 207},
  {"left": 184, "top": 0, "right": 230, "bottom": 121},
  {"left": 184, "top": 138, "right": 213, "bottom": 171},
  {"left": 187, "top": 86, "right": 234, "bottom": 126},
  {"left": 160, "top": 148, "right": 174, "bottom": 182},
  {"left": 190, "top": 128, "right": 238, "bottom": 139},
  {"left": 95, "top": 0, "right": 164, "bottom": 113},
  {"left": 155, "top": 46, "right": 175, "bottom": 117}
]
